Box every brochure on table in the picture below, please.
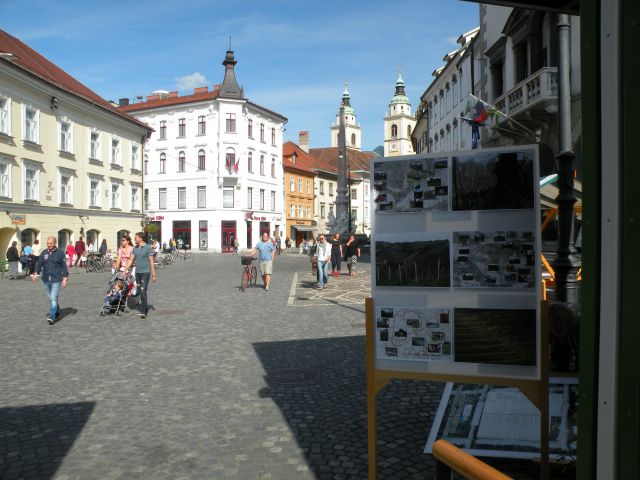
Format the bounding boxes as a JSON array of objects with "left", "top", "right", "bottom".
[
  {"left": 371, "top": 145, "right": 541, "bottom": 380},
  {"left": 423, "top": 378, "right": 578, "bottom": 461}
]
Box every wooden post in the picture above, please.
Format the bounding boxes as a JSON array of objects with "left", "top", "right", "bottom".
[{"left": 365, "top": 298, "right": 377, "bottom": 480}]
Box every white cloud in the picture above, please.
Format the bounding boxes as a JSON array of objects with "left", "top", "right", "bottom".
[{"left": 175, "top": 72, "right": 208, "bottom": 91}]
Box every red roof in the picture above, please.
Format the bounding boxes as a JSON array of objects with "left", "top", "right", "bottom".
[
  {"left": 282, "top": 142, "right": 319, "bottom": 174},
  {"left": 0, "top": 29, "right": 150, "bottom": 131},
  {"left": 120, "top": 86, "right": 221, "bottom": 112}
]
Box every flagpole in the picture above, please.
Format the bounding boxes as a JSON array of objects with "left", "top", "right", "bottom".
[{"left": 468, "top": 93, "right": 541, "bottom": 142}]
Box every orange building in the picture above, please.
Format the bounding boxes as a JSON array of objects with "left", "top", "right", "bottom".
[{"left": 283, "top": 141, "right": 317, "bottom": 246}]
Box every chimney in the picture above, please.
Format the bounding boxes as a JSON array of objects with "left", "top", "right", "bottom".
[
  {"left": 119, "top": 98, "right": 130, "bottom": 106},
  {"left": 299, "top": 131, "right": 309, "bottom": 153}
]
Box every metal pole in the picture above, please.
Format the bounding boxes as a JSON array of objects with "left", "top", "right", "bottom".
[{"left": 552, "top": 14, "right": 580, "bottom": 304}]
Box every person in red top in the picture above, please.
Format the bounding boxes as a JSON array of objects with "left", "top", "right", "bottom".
[
  {"left": 74, "top": 237, "right": 86, "bottom": 267},
  {"left": 66, "top": 242, "right": 75, "bottom": 267}
]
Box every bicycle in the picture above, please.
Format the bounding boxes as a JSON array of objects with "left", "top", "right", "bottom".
[{"left": 240, "top": 255, "right": 257, "bottom": 291}]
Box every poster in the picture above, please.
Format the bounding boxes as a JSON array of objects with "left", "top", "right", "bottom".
[
  {"left": 424, "top": 379, "right": 578, "bottom": 461},
  {"left": 376, "top": 307, "right": 453, "bottom": 362},
  {"left": 453, "top": 231, "right": 535, "bottom": 288},
  {"left": 373, "top": 156, "right": 449, "bottom": 213}
]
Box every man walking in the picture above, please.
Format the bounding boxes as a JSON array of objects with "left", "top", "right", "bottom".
[
  {"left": 128, "top": 231, "right": 156, "bottom": 319},
  {"left": 253, "top": 231, "right": 275, "bottom": 291},
  {"left": 74, "top": 236, "right": 86, "bottom": 267},
  {"left": 6, "top": 241, "right": 20, "bottom": 279},
  {"left": 32, "top": 236, "right": 68, "bottom": 325}
]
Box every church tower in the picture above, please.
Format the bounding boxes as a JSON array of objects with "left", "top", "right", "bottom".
[
  {"left": 384, "top": 72, "right": 415, "bottom": 157},
  {"left": 331, "top": 83, "right": 362, "bottom": 151}
]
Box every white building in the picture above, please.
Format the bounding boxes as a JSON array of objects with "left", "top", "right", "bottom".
[
  {"left": 121, "top": 50, "right": 286, "bottom": 252},
  {"left": 383, "top": 73, "right": 416, "bottom": 157},
  {"left": 329, "top": 83, "right": 362, "bottom": 151},
  {"left": 413, "top": 28, "right": 479, "bottom": 154}
]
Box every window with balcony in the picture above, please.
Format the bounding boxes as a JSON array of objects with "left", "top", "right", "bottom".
[
  {"left": 90, "top": 131, "right": 100, "bottom": 159},
  {"left": 159, "top": 153, "right": 166, "bottom": 173},
  {"left": 198, "top": 115, "right": 206, "bottom": 135},
  {"left": 0, "top": 95, "right": 10, "bottom": 135},
  {"left": 226, "top": 113, "right": 236, "bottom": 133},
  {"left": 223, "top": 186, "right": 234, "bottom": 208},
  {"left": 178, "top": 118, "right": 186, "bottom": 137},
  {"left": 260, "top": 189, "right": 265, "bottom": 210},
  {"left": 59, "top": 121, "right": 72, "bottom": 152},
  {"left": 198, "top": 149, "right": 205, "bottom": 170},
  {"left": 131, "top": 186, "right": 140, "bottom": 211},
  {"left": 159, "top": 188, "right": 167, "bottom": 209},
  {"left": 89, "top": 178, "right": 100, "bottom": 207},
  {"left": 514, "top": 41, "right": 528, "bottom": 84},
  {"left": 159, "top": 120, "right": 166, "bottom": 140},
  {"left": 197, "top": 186, "right": 206, "bottom": 208},
  {"left": 24, "top": 106, "right": 39, "bottom": 143},
  {"left": 491, "top": 61, "right": 505, "bottom": 99},
  {"left": 59, "top": 174, "right": 72, "bottom": 205},
  {"left": 0, "top": 159, "right": 10, "bottom": 198},
  {"left": 24, "top": 166, "right": 38, "bottom": 201},
  {"left": 178, "top": 151, "right": 185, "bottom": 172},
  {"left": 247, "top": 187, "right": 253, "bottom": 209},
  {"left": 178, "top": 187, "right": 186, "bottom": 209}
]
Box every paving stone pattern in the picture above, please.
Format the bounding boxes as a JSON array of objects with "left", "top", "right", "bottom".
[{"left": 0, "top": 254, "right": 550, "bottom": 479}]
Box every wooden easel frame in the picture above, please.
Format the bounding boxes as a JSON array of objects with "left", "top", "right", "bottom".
[{"left": 365, "top": 297, "right": 550, "bottom": 480}]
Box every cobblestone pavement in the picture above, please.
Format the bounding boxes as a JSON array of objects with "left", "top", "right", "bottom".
[{"left": 0, "top": 254, "right": 555, "bottom": 479}]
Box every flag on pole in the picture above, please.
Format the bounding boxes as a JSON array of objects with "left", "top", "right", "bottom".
[{"left": 473, "top": 100, "right": 489, "bottom": 124}]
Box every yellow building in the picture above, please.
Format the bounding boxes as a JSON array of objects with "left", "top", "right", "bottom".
[
  {"left": 283, "top": 141, "right": 317, "bottom": 247},
  {"left": 0, "top": 30, "right": 151, "bottom": 259}
]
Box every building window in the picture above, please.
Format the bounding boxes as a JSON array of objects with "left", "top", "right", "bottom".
[
  {"left": 248, "top": 119, "right": 253, "bottom": 138},
  {"left": 452, "top": 76, "right": 458, "bottom": 106},
  {"left": 111, "top": 138, "right": 120, "bottom": 164},
  {"left": 198, "top": 115, "right": 206, "bottom": 135},
  {"left": 459, "top": 69, "right": 463, "bottom": 100},
  {"left": 271, "top": 191, "right": 275, "bottom": 211},
  {"left": 329, "top": 204, "right": 334, "bottom": 217},
  {"left": 131, "top": 144, "right": 140, "bottom": 170},
  {"left": 144, "top": 154, "right": 148, "bottom": 175},
  {"left": 59, "top": 121, "right": 72, "bottom": 152},
  {"left": 247, "top": 187, "right": 253, "bottom": 209},
  {"left": 178, "top": 118, "right": 186, "bottom": 137},
  {"left": 159, "top": 153, "right": 166, "bottom": 173},
  {"left": 178, "top": 187, "right": 186, "bottom": 209},
  {"left": 90, "top": 131, "right": 100, "bottom": 159},
  {"left": 226, "top": 149, "right": 236, "bottom": 173},
  {"left": 446, "top": 84, "right": 451, "bottom": 113},
  {"left": 407, "top": 125, "right": 412, "bottom": 138},
  {"left": 197, "top": 186, "right": 206, "bottom": 208},
  {"left": 260, "top": 155, "right": 264, "bottom": 175},
  {"left": 320, "top": 203, "right": 325, "bottom": 219},
  {"left": 159, "top": 120, "right": 166, "bottom": 140},
  {"left": 260, "top": 123, "right": 265, "bottom": 142},
  {"left": 351, "top": 209, "right": 357, "bottom": 221},
  {"left": 260, "top": 189, "right": 265, "bottom": 210},
  {"left": 391, "top": 124, "right": 398, "bottom": 138},
  {"left": 271, "top": 158, "right": 276, "bottom": 177},
  {"left": 89, "top": 178, "right": 100, "bottom": 207},
  {"left": 223, "top": 186, "right": 234, "bottom": 208},
  {"left": 178, "top": 151, "right": 186, "bottom": 172},
  {"left": 320, "top": 181, "right": 324, "bottom": 195},
  {"left": 351, "top": 133, "right": 356, "bottom": 146},
  {"left": 59, "top": 173, "right": 72, "bottom": 204},
  {"left": 271, "top": 127, "right": 276, "bottom": 146},
  {"left": 306, "top": 180, "right": 311, "bottom": 194},
  {"left": 289, "top": 204, "right": 295, "bottom": 217},
  {"left": 110, "top": 182, "right": 121, "bottom": 209},
  {"left": 440, "top": 91, "right": 445, "bottom": 119},
  {"left": 351, "top": 189, "right": 357, "bottom": 200},
  {"left": 329, "top": 183, "right": 333, "bottom": 197},
  {"left": 24, "top": 106, "right": 38, "bottom": 143},
  {"left": 306, "top": 206, "right": 311, "bottom": 218},
  {"left": 364, "top": 205, "right": 369, "bottom": 220},
  {"left": 0, "top": 96, "right": 10, "bottom": 135},
  {"left": 290, "top": 176, "right": 295, "bottom": 192},
  {"left": 24, "top": 166, "right": 38, "bottom": 201},
  {"left": 298, "top": 178, "right": 302, "bottom": 192},
  {"left": 226, "top": 113, "right": 236, "bottom": 133},
  {"left": 248, "top": 152, "right": 253, "bottom": 173},
  {"left": 0, "top": 160, "right": 10, "bottom": 197},
  {"left": 131, "top": 186, "right": 140, "bottom": 211},
  {"left": 198, "top": 149, "right": 205, "bottom": 170},
  {"left": 159, "top": 188, "right": 167, "bottom": 209},
  {"left": 144, "top": 188, "right": 149, "bottom": 211}
]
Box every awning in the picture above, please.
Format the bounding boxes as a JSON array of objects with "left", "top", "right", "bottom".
[{"left": 291, "top": 225, "right": 317, "bottom": 232}]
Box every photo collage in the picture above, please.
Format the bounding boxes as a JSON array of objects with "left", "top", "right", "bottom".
[{"left": 372, "top": 147, "right": 540, "bottom": 370}]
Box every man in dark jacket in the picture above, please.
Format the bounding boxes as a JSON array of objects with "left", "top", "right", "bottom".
[
  {"left": 6, "top": 241, "right": 20, "bottom": 279},
  {"left": 33, "top": 236, "right": 69, "bottom": 325},
  {"left": 74, "top": 237, "right": 86, "bottom": 267}
]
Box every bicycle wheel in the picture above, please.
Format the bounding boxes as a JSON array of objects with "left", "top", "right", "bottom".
[
  {"left": 241, "top": 269, "right": 249, "bottom": 291},
  {"left": 165, "top": 254, "right": 174, "bottom": 265},
  {"left": 250, "top": 264, "right": 257, "bottom": 286}
]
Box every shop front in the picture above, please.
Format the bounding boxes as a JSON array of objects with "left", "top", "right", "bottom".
[
  {"left": 172, "top": 220, "right": 191, "bottom": 249},
  {"left": 221, "top": 220, "right": 236, "bottom": 253},
  {"left": 291, "top": 224, "right": 316, "bottom": 246}
]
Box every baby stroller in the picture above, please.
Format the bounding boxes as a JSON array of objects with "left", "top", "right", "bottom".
[{"left": 100, "top": 270, "right": 135, "bottom": 316}]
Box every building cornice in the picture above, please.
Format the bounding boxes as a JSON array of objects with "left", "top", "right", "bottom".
[{"left": 0, "top": 201, "right": 143, "bottom": 219}]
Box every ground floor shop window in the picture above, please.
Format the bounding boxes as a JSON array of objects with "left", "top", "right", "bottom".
[
  {"left": 260, "top": 221, "right": 270, "bottom": 238},
  {"left": 221, "top": 221, "right": 236, "bottom": 253},
  {"left": 172, "top": 221, "right": 191, "bottom": 249},
  {"left": 246, "top": 221, "right": 252, "bottom": 249}
]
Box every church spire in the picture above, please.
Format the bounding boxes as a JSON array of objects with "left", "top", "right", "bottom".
[
  {"left": 219, "top": 49, "right": 244, "bottom": 99},
  {"left": 342, "top": 81, "right": 351, "bottom": 107},
  {"left": 395, "top": 71, "right": 406, "bottom": 97}
]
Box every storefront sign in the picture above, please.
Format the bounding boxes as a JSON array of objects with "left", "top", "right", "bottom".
[
  {"left": 252, "top": 216, "right": 266, "bottom": 221},
  {"left": 11, "top": 214, "right": 26, "bottom": 225},
  {"left": 154, "top": 215, "right": 164, "bottom": 221}
]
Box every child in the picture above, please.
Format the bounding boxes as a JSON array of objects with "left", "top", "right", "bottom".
[{"left": 104, "top": 281, "right": 124, "bottom": 306}]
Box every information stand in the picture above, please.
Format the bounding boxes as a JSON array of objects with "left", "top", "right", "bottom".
[{"left": 366, "top": 146, "right": 550, "bottom": 479}]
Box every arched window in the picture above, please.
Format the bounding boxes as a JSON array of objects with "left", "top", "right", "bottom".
[
  {"left": 391, "top": 124, "right": 398, "bottom": 138},
  {"left": 351, "top": 133, "right": 356, "bottom": 146},
  {"left": 198, "top": 149, "right": 205, "bottom": 170},
  {"left": 407, "top": 125, "right": 412, "bottom": 138},
  {"left": 159, "top": 153, "right": 166, "bottom": 174},
  {"left": 225, "top": 148, "right": 236, "bottom": 173},
  {"left": 178, "top": 151, "right": 185, "bottom": 172}
]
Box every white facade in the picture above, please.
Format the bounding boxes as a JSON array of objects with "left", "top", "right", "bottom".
[
  {"left": 124, "top": 51, "right": 286, "bottom": 252},
  {"left": 384, "top": 73, "right": 416, "bottom": 157},
  {"left": 330, "top": 84, "right": 362, "bottom": 151},
  {"left": 314, "top": 172, "right": 337, "bottom": 234},
  {"left": 413, "top": 29, "right": 479, "bottom": 155}
]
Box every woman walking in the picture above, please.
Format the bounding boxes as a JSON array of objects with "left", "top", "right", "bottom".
[
  {"left": 114, "top": 235, "right": 134, "bottom": 274},
  {"left": 66, "top": 241, "right": 75, "bottom": 267},
  {"left": 330, "top": 233, "right": 343, "bottom": 277},
  {"left": 344, "top": 234, "right": 361, "bottom": 276},
  {"left": 316, "top": 234, "right": 331, "bottom": 290}
]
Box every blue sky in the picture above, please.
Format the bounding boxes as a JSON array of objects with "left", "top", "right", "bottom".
[{"left": 1, "top": 0, "right": 478, "bottom": 151}]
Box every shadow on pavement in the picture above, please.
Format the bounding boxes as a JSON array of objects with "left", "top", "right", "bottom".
[
  {"left": 253, "top": 336, "right": 442, "bottom": 479},
  {"left": 0, "top": 402, "right": 95, "bottom": 479}
]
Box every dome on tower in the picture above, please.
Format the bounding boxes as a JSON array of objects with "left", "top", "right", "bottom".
[
  {"left": 339, "top": 82, "right": 355, "bottom": 115},
  {"left": 390, "top": 72, "right": 410, "bottom": 105}
]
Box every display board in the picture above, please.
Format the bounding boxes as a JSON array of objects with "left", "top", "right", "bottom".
[
  {"left": 424, "top": 378, "right": 578, "bottom": 461},
  {"left": 371, "top": 146, "right": 542, "bottom": 380}
]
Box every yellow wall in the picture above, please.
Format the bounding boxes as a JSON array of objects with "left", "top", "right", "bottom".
[{"left": 284, "top": 169, "right": 315, "bottom": 244}]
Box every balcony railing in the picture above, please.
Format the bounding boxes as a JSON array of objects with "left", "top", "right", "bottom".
[{"left": 494, "top": 67, "right": 558, "bottom": 117}]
